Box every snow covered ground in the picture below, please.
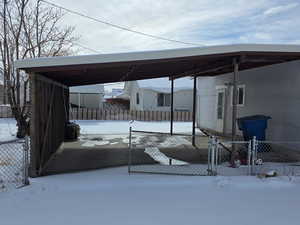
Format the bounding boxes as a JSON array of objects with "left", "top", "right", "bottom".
[
  {"left": 77, "top": 120, "right": 201, "bottom": 148},
  {"left": 1, "top": 166, "right": 300, "bottom": 225},
  {"left": 77, "top": 119, "right": 197, "bottom": 135},
  {"left": 1, "top": 119, "right": 300, "bottom": 224},
  {"left": 0, "top": 118, "right": 198, "bottom": 142}
]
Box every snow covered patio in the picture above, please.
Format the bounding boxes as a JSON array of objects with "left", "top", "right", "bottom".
[
  {"left": 41, "top": 120, "right": 212, "bottom": 175},
  {"left": 1, "top": 166, "right": 300, "bottom": 225}
]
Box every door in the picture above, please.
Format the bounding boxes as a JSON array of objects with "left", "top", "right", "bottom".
[{"left": 216, "top": 88, "right": 226, "bottom": 133}]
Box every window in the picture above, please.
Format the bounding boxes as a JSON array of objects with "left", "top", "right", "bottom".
[
  {"left": 217, "top": 92, "right": 224, "bottom": 119},
  {"left": 157, "top": 93, "right": 171, "bottom": 107},
  {"left": 136, "top": 92, "right": 140, "bottom": 105},
  {"left": 231, "top": 85, "right": 245, "bottom": 106}
]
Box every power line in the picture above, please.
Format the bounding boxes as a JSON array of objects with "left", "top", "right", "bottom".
[
  {"left": 74, "top": 42, "right": 101, "bottom": 54},
  {"left": 40, "top": 0, "right": 201, "bottom": 46}
]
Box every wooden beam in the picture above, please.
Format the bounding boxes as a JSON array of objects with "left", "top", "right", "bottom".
[
  {"left": 29, "top": 73, "right": 39, "bottom": 177},
  {"left": 36, "top": 73, "right": 68, "bottom": 89},
  {"left": 192, "top": 76, "right": 197, "bottom": 146}
]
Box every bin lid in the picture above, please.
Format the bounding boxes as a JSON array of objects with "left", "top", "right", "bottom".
[{"left": 238, "top": 115, "right": 271, "bottom": 121}]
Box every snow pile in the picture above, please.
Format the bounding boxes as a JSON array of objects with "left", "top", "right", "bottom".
[
  {"left": 144, "top": 147, "right": 188, "bottom": 165},
  {"left": 81, "top": 140, "right": 110, "bottom": 147}
]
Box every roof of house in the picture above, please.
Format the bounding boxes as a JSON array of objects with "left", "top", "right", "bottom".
[
  {"left": 15, "top": 44, "right": 300, "bottom": 86},
  {"left": 137, "top": 77, "right": 193, "bottom": 93},
  {"left": 70, "top": 84, "right": 104, "bottom": 94}
]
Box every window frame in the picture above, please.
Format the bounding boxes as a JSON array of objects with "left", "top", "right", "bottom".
[
  {"left": 136, "top": 92, "right": 140, "bottom": 105},
  {"left": 231, "top": 84, "right": 245, "bottom": 107},
  {"left": 157, "top": 93, "right": 171, "bottom": 107}
]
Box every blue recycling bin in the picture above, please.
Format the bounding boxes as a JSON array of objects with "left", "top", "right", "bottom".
[{"left": 237, "top": 115, "right": 271, "bottom": 142}]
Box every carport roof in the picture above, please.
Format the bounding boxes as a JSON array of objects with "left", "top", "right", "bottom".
[{"left": 15, "top": 44, "right": 300, "bottom": 86}]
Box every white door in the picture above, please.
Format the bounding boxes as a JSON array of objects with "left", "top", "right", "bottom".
[{"left": 216, "top": 88, "right": 226, "bottom": 133}]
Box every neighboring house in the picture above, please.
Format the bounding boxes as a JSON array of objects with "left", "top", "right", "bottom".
[
  {"left": 103, "top": 88, "right": 129, "bottom": 110},
  {"left": 104, "top": 88, "right": 125, "bottom": 100},
  {"left": 197, "top": 60, "right": 300, "bottom": 142},
  {"left": 70, "top": 84, "right": 104, "bottom": 109},
  {"left": 124, "top": 77, "right": 193, "bottom": 111}
]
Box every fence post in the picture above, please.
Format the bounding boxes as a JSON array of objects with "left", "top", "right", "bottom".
[
  {"left": 23, "top": 136, "right": 30, "bottom": 186},
  {"left": 208, "top": 136, "right": 218, "bottom": 176},
  {"left": 215, "top": 139, "right": 219, "bottom": 174},
  {"left": 251, "top": 136, "right": 257, "bottom": 175},
  {"left": 208, "top": 137, "right": 212, "bottom": 174},
  {"left": 248, "top": 139, "right": 252, "bottom": 175}
]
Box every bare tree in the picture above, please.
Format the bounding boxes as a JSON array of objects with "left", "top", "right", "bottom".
[{"left": 0, "top": 0, "right": 77, "bottom": 137}]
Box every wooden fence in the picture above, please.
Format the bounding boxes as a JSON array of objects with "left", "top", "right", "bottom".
[
  {"left": 0, "top": 105, "right": 193, "bottom": 121},
  {"left": 0, "top": 105, "right": 12, "bottom": 118},
  {"left": 69, "top": 108, "right": 192, "bottom": 121}
]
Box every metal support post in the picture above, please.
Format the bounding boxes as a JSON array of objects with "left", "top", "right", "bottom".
[
  {"left": 128, "top": 127, "right": 132, "bottom": 174},
  {"left": 231, "top": 58, "right": 239, "bottom": 163},
  {"left": 192, "top": 76, "right": 197, "bottom": 146},
  {"left": 170, "top": 78, "right": 174, "bottom": 135}
]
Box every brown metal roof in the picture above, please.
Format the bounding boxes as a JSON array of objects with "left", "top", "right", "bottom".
[{"left": 15, "top": 44, "right": 300, "bottom": 86}]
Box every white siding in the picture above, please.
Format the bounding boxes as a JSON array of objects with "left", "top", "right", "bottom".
[
  {"left": 138, "top": 89, "right": 193, "bottom": 111},
  {"left": 128, "top": 81, "right": 193, "bottom": 111},
  {"left": 129, "top": 81, "right": 143, "bottom": 111},
  {"left": 197, "top": 60, "right": 300, "bottom": 143},
  {"left": 197, "top": 77, "right": 217, "bottom": 130}
]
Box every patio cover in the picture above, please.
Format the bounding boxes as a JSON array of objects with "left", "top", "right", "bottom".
[{"left": 15, "top": 44, "right": 300, "bottom": 86}]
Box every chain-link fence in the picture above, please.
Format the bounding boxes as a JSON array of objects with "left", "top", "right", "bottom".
[
  {"left": 128, "top": 128, "right": 211, "bottom": 176},
  {"left": 251, "top": 139, "right": 300, "bottom": 176},
  {"left": 0, "top": 137, "right": 30, "bottom": 191},
  {"left": 210, "top": 137, "right": 300, "bottom": 177},
  {"left": 127, "top": 128, "right": 300, "bottom": 177}
]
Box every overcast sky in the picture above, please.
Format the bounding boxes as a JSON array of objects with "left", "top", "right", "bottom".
[{"left": 43, "top": 0, "right": 300, "bottom": 91}]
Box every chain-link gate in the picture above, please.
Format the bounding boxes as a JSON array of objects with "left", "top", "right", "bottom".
[
  {"left": 211, "top": 138, "right": 252, "bottom": 176},
  {"left": 0, "top": 137, "right": 30, "bottom": 191},
  {"left": 128, "top": 128, "right": 211, "bottom": 176}
]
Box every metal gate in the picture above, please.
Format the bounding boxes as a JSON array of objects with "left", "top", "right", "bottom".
[{"left": 128, "top": 128, "right": 210, "bottom": 176}]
